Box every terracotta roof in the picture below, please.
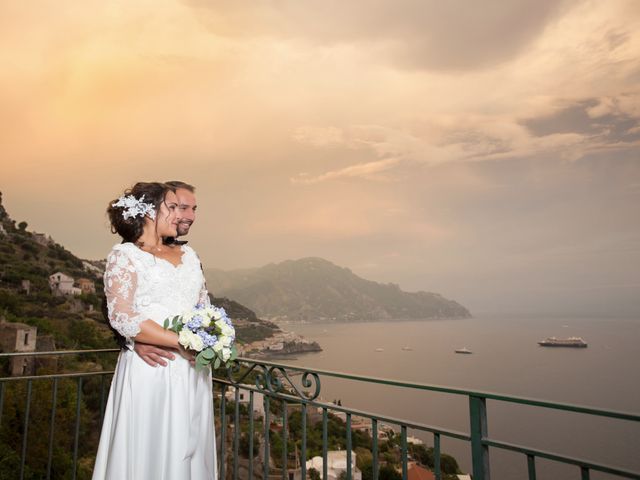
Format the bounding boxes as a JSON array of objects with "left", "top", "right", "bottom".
[{"left": 407, "top": 464, "right": 436, "bottom": 480}]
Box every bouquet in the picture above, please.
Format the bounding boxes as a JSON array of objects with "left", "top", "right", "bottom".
[{"left": 164, "top": 304, "right": 237, "bottom": 369}]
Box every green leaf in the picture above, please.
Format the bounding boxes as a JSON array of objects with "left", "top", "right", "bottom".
[
  {"left": 213, "top": 357, "right": 221, "bottom": 369},
  {"left": 201, "top": 348, "right": 214, "bottom": 360},
  {"left": 163, "top": 318, "right": 169, "bottom": 329},
  {"left": 194, "top": 354, "right": 209, "bottom": 371}
]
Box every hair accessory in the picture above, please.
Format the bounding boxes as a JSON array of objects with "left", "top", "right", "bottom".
[{"left": 111, "top": 194, "right": 156, "bottom": 220}]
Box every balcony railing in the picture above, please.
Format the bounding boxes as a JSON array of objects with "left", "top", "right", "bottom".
[{"left": 0, "top": 349, "right": 639, "bottom": 480}]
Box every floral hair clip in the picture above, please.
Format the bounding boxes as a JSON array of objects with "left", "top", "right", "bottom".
[{"left": 111, "top": 194, "right": 156, "bottom": 220}]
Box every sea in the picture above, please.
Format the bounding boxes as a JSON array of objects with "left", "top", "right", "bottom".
[{"left": 270, "top": 316, "right": 640, "bottom": 480}]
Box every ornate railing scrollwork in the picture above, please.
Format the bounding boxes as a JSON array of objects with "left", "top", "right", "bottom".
[{"left": 224, "top": 359, "right": 321, "bottom": 401}]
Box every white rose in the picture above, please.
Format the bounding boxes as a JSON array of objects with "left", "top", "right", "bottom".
[
  {"left": 179, "top": 330, "right": 204, "bottom": 352},
  {"left": 212, "top": 309, "right": 223, "bottom": 320},
  {"left": 212, "top": 342, "right": 223, "bottom": 352},
  {"left": 221, "top": 335, "right": 233, "bottom": 347},
  {"left": 222, "top": 348, "right": 231, "bottom": 361},
  {"left": 200, "top": 315, "right": 211, "bottom": 328},
  {"left": 189, "top": 332, "right": 204, "bottom": 352},
  {"left": 178, "top": 329, "right": 193, "bottom": 349},
  {"left": 221, "top": 325, "right": 234, "bottom": 337}
]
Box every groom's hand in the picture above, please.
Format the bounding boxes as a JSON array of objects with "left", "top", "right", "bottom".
[{"left": 134, "top": 342, "right": 176, "bottom": 367}]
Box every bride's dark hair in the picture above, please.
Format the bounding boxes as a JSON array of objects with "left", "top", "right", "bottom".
[{"left": 107, "top": 182, "right": 174, "bottom": 243}]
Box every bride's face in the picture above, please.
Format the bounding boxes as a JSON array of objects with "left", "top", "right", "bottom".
[{"left": 156, "top": 190, "right": 179, "bottom": 237}]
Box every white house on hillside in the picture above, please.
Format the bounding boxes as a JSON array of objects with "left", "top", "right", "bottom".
[
  {"left": 48, "top": 272, "right": 81, "bottom": 296},
  {"left": 223, "top": 385, "right": 265, "bottom": 418},
  {"left": 292, "top": 450, "right": 362, "bottom": 480}
]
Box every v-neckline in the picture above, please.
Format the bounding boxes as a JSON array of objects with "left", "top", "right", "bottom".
[{"left": 134, "top": 244, "right": 186, "bottom": 269}]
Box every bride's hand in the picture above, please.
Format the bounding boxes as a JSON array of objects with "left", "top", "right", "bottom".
[{"left": 177, "top": 344, "right": 196, "bottom": 367}]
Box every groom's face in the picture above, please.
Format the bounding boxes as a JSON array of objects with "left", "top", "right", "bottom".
[{"left": 175, "top": 188, "right": 197, "bottom": 236}]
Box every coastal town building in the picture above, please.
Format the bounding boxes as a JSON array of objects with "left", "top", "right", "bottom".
[
  {"left": 32, "top": 232, "right": 54, "bottom": 246},
  {"left": 48, "top": 272, "right": 81, "bottom": 296},
  {"left": 82, "top": 260, "right": 104, "bottom": 275},
  {"left": 223, "top": 384, "right": 265, "bottom": 418},
  {"left": 239, "top": 331, "right": 320, "bottom": 356},
  {"left": 330, "top": 412, "right": 372, "bottom": 434},
  {"left": 291, "top": 450, "right": 362, "bottom": 480},
  {"left": 77, "top": 278, "right": 96, "bottom": 294},
  {"left": 0, "top": 319, "right": 37, "bottom": 376},
  {"left": 407, "top": 463, "right": 436, "bottom": 480},
  {"left": 21, "top": 279, "right": 31, "bottom": 295}
]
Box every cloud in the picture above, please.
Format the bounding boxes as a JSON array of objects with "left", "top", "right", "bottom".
[
  {"left": 290, "top": 112, "right": 626, "bottom": 183},
  {"left": 185, "top": 0, "right": 572, "bottom": 70},
  {"left": 587, "top": 93, "right": 640, "bottom": 119},
  {"left": 290, "top": 158, "right": 401, "bottom": 185}
]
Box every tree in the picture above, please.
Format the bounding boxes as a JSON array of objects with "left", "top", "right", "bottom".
[
  {"left": 379, "top": 464, "right": 402, "bottom": 480},
  {"left": 17, "top": 221, "right": 27, "bottom": 232},
  {"left": 440, "top": 453, "right": 461, "bottom": 475},
  {"left": 308, "top": 468, "right": 321, "bottom": 480}
]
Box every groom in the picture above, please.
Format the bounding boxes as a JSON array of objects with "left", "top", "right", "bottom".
[{"left": 134, "top": 180, "right": 199, "bottom": 367}]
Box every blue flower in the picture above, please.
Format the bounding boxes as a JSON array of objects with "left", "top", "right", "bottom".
[
  {"left": 187, "top": 315, "right": 203, "bottom": 330},
  {"left": 197, "top": 330, "right": 218, "bottom": 347}
]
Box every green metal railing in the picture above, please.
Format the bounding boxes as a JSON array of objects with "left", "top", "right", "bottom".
[{"left": 1, "top": 349, "right": 639, "bottom": 480}]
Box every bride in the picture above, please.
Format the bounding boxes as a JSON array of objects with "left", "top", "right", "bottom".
[{"left": 93, "top": 182, "right": 216, "bottom": 480}]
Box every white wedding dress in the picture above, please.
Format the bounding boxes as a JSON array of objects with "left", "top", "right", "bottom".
[{"left": 92, "top": 243, "right": 217, "bottom": 480}]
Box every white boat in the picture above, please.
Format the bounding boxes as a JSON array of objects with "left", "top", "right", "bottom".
[
  {"left": 455, "top": 347, "right": 473, "bottom": 354},
  {"left": 538, "top": 337, "right": 587, "bottom": 348},
  {"left": 401, "top": 346, "right": 413, "bottom": 351},
  {"left": 375, "top": 348, "right": 384, "bottom": 352}
]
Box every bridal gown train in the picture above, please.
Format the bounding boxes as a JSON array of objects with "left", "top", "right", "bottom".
[{"left": 92, "top": 243, "right": 217, "bottom": 480}]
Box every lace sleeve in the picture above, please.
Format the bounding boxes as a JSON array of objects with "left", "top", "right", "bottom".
[
  {"left": 104, "top": 249, "right": 143, "bottom": 339},
  {"left": 191, "top": 246, "right": 212, "bottom": 308},
  {"left": 198, "top": 280, "right": 212, "bottom": 308}
]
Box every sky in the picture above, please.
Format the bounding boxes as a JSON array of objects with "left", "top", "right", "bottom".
[{"left": 1, "top": 0, "right": 639, "bottom": 316}]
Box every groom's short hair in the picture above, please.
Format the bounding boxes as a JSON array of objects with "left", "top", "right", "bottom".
[{"left": 165, "top": 180, "right": 195, "bottom": 193}]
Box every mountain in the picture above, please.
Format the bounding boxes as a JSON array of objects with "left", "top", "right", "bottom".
[{"left": 205, "top": 257, "right": 471, "bottom": 322}]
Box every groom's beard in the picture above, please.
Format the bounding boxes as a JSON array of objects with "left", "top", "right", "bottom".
[{"left": 176, "top": 220, "right": 193, "bottom": 237}]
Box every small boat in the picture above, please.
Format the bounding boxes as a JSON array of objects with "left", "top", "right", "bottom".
[
  {"left": 455, "top": 347, "right": 473, "bottom": 354},
  {"left": 375, "top": 348, "right": 384, "bottom": 352},
  {"left": 401, "top": 346, "right": 413, "bottom": 351}
]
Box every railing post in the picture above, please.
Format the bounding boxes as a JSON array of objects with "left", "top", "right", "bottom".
[
  {"left": 371, "top": 419, "right": 378, "bottom": 480},
  {"left": 322, "top": 408, "right": 328, "bottom": 480},
  {"left": 249, "top": 391, "right": 255, "bottom": 480},
  {"left": 72, "top": 377, "right": 83, "bottom": 480},
  {"left": 301, "top": 403, "right": 307, "bottom": 480},
  {"left": 469, "top": 395, "right": 490, "bottom": 480},
  {"left": 20, "top": 380, "right": 32, "bottom": 480},
  {"left": 434, "top": 432, "right": 441, "bottom": 480},
  {"left": 46, "top": 378, "right": 58, "bottom": 480},
  {"left": 347, "top": 413, "right": 352, "bottom": 480},
  {"left": 527, "top": 454, "right": 536, "bottom": 480},
  {"left": 264, "top": 394, "right": 271, "bottom": 480},
  {"left": 233, "top": 387, "right": 240, "bottom": 480},
  {"left": 400, "top": 425, "right": 407, "bottom": 480},
  {"left": 282, "top": 401, "right": 288, "bottom": 480},
  {"left": 220, "top": 385, "right": 227, "bottom": 480},
  {"left": 0, "top": 382, "right": 4, "bottom": 430}
]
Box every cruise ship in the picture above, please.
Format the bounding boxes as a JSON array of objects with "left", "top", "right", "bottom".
[{"left": 538, "top": 336, "right": 588, "bottom": 348}]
